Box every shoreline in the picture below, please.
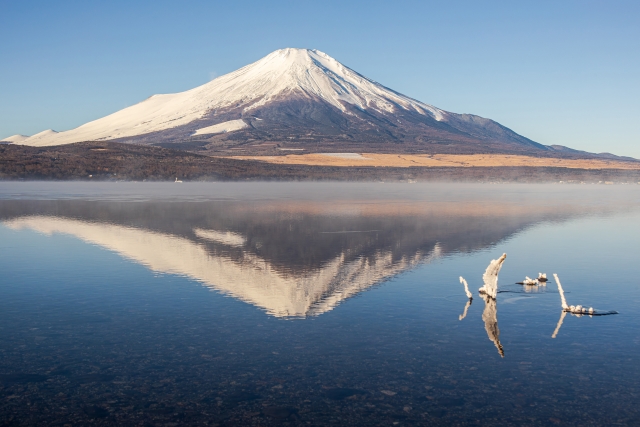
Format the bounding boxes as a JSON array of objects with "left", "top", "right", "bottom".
[{"left": 2, "top": 142, "right": 640, "bottom": 183}]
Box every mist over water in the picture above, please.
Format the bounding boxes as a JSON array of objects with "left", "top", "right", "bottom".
[{"left": 1, "top": 183, "right": 639, "bottom": 426}]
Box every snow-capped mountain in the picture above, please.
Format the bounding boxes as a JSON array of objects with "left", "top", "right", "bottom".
[{"left": 7, "top": 48, "right": 546, "bottom": 153}]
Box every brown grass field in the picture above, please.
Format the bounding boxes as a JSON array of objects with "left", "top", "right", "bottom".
[
  {"left": 228, "top": 153, "right": 640, "bottom": 170},
  {"left": 2, "top": 142, "right": 640, "bottom": 182}
]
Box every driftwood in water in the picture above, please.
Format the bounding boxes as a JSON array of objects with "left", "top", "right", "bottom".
[
  {"left": 551, "top": 273, "right": 618, "bottom": 338},
  {"left": 479, "top": 253, "right": 507, "bottom": 299}
]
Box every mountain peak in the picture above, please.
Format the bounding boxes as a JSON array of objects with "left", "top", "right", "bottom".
[
  {"left": 264, "top": 47, "right": 321, "bottom": 58},
  {"left": 261, "top": 47, "right": 329, "bottom": 61},
  {"left": 257, "top": 48, "right": 342, "bottom": 70},
  {"left": 204, "top": 47, "right": 445, "bottom": 118},
  {"left": 11, "top": 48, "right": 548, "bottom": 154}
]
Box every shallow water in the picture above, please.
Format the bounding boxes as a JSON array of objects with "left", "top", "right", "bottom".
[{"left": 1, "top": 182, "right": 639, "bottom": 426}]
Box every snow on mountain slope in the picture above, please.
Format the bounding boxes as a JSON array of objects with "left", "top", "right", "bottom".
[
  {"left": 18, "top": 129, "right": 58, "bottom": 145},
  {"left": 193, "top": 119, "right": 248, "bottom": 136},
  {"left": 0, "top": 134, "right": 30, "bottom": 143},
  {"left": 15, "top": 48, "right": 448, "bottom": 147}
]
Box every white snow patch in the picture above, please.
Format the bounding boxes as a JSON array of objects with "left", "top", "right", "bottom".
[
  {"left": 193, "top": 228, "right": 246, "bottom": 247},
  {"left": 1, "top": 134, "right": 30, "bottom": 143},
  {"left": 19, "top": 129, "right": 59, "bottom": 145},
  {"left": 192, "top": 119, "right": 248, "bottom": 136}
]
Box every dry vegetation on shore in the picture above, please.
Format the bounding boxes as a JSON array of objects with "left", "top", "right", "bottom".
[
  {"left": 229, "top": 153, "right": 640, "bottom": 170},
  {"left": 1, "top": 142, "right": 640, "bottom": 183}
]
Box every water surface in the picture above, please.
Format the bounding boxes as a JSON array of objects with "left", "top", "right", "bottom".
[{"left": 1, "top": 182, "right": 639, "bottom": 426}]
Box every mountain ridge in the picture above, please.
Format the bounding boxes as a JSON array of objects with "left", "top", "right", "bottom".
[{"left": 2, "top": 48, "right": 632, "bottom": 160}]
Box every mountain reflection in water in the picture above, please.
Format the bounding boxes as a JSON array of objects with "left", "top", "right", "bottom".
[{"left": 0, "top": 186, "right": 634, "bottom": 318}]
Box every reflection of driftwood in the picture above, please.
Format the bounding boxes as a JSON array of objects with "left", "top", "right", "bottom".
[
  {"left": 481, "top": 294, "right": 504, "bottom": 357},
  {"left": 551, "top": 310, "right": 567, "bottom": 338},
  {"left": 479, "top": 253, "right": 507, "bottom": 299},
  {"left": 459, "top": 299, "right": 472, "bottom": 321},
  {"left": 522, "top": 284, "right": 545, "bottom": 294}
]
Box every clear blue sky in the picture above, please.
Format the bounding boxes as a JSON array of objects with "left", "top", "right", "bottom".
[{"left": 2, "top": 0, "right": 639, "bottom": 157}]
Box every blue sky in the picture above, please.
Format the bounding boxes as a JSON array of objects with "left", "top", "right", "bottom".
[{"left": 1, "top": 0, "right": 639, "bottom": 157}]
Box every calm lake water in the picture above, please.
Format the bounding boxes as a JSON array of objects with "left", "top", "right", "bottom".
[{"left": 1, "top": 182, "right": 639, "bottom": 426}]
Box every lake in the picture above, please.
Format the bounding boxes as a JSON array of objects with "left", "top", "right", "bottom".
[{"left": 1, "top": 182, "right": 639, "bottom": 426}]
